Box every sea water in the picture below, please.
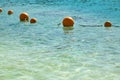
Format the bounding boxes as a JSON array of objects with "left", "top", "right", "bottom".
[{"left": 0, "top": 0, "right": 120, "bottom": 80}]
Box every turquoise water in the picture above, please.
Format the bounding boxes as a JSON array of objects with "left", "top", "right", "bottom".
[{"left": 0, "top": 0, "right": 120, "bottom": 80}]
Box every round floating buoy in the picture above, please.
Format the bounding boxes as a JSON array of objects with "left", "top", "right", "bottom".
[
  {"left": 62, "top": 16, "right": 74, "bottom": 27},
  {"left": 19, "top": 12, "right": 29, "bottom": 22},
  {"left": 0, "top": 8, "right": 3, "bottom": 13},
  {"left": 8, "top": 10, "right": 13, "bottom": 15},
  {"left": 104, "top": 21, "right": 112, "bottom": 27},
  {"left": 30, "top": 18, "right": 37, "bottom": 23}
]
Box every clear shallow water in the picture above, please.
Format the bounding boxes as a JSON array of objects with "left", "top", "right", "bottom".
[{"left": 0, "top": 0, "right": 120, "bottom": 80}]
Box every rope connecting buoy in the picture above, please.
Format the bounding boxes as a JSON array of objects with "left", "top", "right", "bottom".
[
  {"left": 30, "top": 18, "right": 37, "bottom": 23},
  {"left": 104, "top": 21, "right": 112, "bottom": 27},
  {"left": 0, "top": 8, "right": 3, "bottom": 13},
  {"left": 62, "top": 16, "right": 74, "bottom": 27},
  {"left": 19, "top": 12, "right": 29, "bottom": 22},
  {"left": 8, "top": 10, "right": 13, "bottom": 15}
]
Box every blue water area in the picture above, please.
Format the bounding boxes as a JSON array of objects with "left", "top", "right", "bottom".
[{"left": 0, "top": 0, "right": 120, "bottom": 80}]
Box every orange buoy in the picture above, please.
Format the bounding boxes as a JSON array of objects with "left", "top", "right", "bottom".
[
  {"left": 0, "top": 8, "right": 2, "bottom": 13},
  {"left": 8, "top": 10, "right": 13, "bottom": 15},
  {"left": 104, "top": 21, "right": 112, "bottom": 27},
  {"left": 19, "top": 12, "right": 29, "bottom": 22},
  {"left": 62, "top": 16, "right": 74, "bottom": 27},
  {"left": 30, "top": 18, "right": 37, "bottom": 23}
]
